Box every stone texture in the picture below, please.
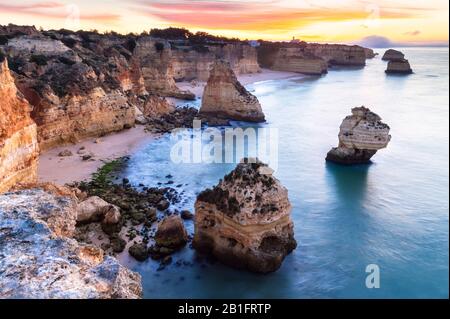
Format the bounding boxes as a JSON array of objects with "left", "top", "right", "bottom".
[
  {"left": 0, "top": 59, "right": 39, "bottom": 193},
  {"left": 193, "top": 159, "right": 297, "bottom": 273},
  {"left": 199, "top": 60, "right": 265, "bottom": 122},
  {"left": 305, "top": 43, "right": 367, "bottom": 66},
  {"left": 0, "top": 188, "right": 142, "bottom": 298},
  {"left": 326, "top": 106, "right": 391, "bottom": 165},
  {"left": 386, "top": 59, "right": 413, "bottom": 74},
  {"left": 382, "top": 49, "right": 405, "bottom": 61},
  {"left": 155, "top": 215, "right": 188, "bottom": 249},
  {"left": 271, "top": 48, "right": 328, "bottom": 75},
  {"left": 76, "top": 196, "right": 121, "bottom": 224}
]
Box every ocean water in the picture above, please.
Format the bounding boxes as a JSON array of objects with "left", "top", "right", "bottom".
[{"left": 119, "top": 48, "right": 449, "bottom": 298}]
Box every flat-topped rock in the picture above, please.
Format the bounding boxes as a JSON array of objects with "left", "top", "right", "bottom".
[
  {"left": 193, "top": 158, "right": 296, "bottom": 273},
  {"left": 326, "top": 106, "right": 391, "bottom": 165},
  {"left": 382, "top": 49, "right": 405, "bottom": 61},
  {"left": 199, "top": 60, "right": 265, "bottom": 122}
]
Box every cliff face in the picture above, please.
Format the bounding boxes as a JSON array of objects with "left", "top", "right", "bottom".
[
  {"left": 382, "top": 49, "right": 405, "bottom": 61},
  {"left": 0, "top": 59, "right": 39, "bottom": 193},
  {"left": 199, "top": 60, "right": 265, "bottom": 122},
  {"left": 171, "top": 43, "right": 260, "bottom": 81},
  {"left": 271, "top": 48, "right": 328, "bottom": 75},
  {"left": 304, "top": 44, "right": 367, "bottom": 66},
  {"left": 257, "top": 42, "right": 368, "bottom": 75},
  {"left": 193, "top": 159, "right": 297, "bottom": 273},
  {"left": 326, "top": 106, "right": 391, "bottom": 164},
  {"left": 133, "top": 38, "right": 195, "bottom": 100},
  {"left": 0, "top": 187, "right": 142, "bottom": 298}
]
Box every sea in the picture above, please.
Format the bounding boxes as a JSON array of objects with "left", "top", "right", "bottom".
[{"left": 118, "top": 48, "right": 449, "bottom": 298}]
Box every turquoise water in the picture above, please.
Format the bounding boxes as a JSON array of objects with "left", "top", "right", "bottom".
[{"left": 120, "top": 48, "right": 449, "bottom": 298}]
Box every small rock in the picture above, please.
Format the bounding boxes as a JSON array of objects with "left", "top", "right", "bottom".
[
  {"left": 155, "top": 215, "right": 188, "bottom": 249},
  {"left": 128, "top": 243, "right": 149, "bottom": 261},
  {"left": 157, "top": 199, "right": 170, "bottom": 211},
  {"left": 180, "top": 210, "right": 193, "bottom": 220},
  {"left": 58, "top": 149, "right": 73, "bottom": 157}
]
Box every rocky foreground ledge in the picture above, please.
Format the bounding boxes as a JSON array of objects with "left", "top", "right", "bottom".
[
  {"left": 193, "top": 159, "right": 296, "bottom": 273},
  {"left": 326, "top": 106, "right": 391, "bottom": 165},
  {"left": 0, "top": 184, "right": 142, "bottom": 299}
]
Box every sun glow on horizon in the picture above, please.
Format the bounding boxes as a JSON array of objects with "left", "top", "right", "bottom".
[{"left": 0, "top": 0, "right": 448, "bottom": 45}]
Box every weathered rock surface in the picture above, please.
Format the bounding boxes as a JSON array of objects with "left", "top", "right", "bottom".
[
  {"left": 193, "top": 159, "right": 297, "bottom": 273},
  {"left": 382, "top": 49, "right": 405, "bottom": 61},
  {"left": 271, "top": 48, "right": 328, "bottom": 75},
  {"left": 155, "top": 215, "right": 188, "bottom": 249},
  {"left": 0, "top": 58, "right": 39, "bottom": 193},
  {"left": 76, "top": 196, "right": 121, "bottom": 224},
  {"left": 305, "top": 43, "right": 367, "bottom": 66},
  {"left": 0, "top": 188, "right": 142, "bottom": 299},
  {"left": 386, "top": 59, "right": 413, "bottom": 74},
  {"left": 199, "top": 60, "right": 265, "bottom": 122},
  {"left": 326, "top": 106, "right": 391, "bottom": 165}
]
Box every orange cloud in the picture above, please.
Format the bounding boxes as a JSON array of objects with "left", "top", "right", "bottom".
[{"left": 134, "top": 0, "right": 422, "bottom": 32}]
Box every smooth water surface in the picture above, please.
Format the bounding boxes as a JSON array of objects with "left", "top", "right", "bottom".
[{"left": 120, "top": 48, "right": 449, "bottom": 298}]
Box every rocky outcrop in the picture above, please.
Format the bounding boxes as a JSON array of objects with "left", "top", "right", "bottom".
[
  {"left": 193, "top": 159, "right": 297, "bottom": 273},
  {"left": 382, "top": 49, "right": 404, "bottom": 61},
  {"left": 133, "top": 37, "right": 195, "bottom": 100},
  {"left": 271, "top": 48, "right": 327, "bottom": 75},
  {"left": 171, "top": 43, "right": 260, "bottom": 81},
  {"left": 386, "top": 59, "right": 413, "bottom": 74},
  {"left": 0, "top": 58, "right": 39, "bottom": 193},
  {"left": 155, "top": 215, "right": 189, "bottom": 249},
  {"left": 326, "top": 106, "right": 391, "bottom": 164},
  {"left": 305, "top": 44, "right": 367, "bottom": 66},
  {"left": 0, "top": 187, "right": 142, "bottom": 298},
  {"left": 136, "top": 94, "right": 175, "bottom": 118},
  {"left": 199, "top": 60, "right": 265, "bottom": 122},
  {"left": 363, "top": 48, "right": 378, "bottom": 59}
]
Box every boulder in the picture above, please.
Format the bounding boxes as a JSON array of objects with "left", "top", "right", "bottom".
[
  {"left": 155, "top": 215, "right": 188, "bottom": 249},
  {"left": 199, "top": 60, "right": 265, "bottom": 122},
  {"left": 326, "top": 106, "right": 391, "bottom": 164},
  {"left": 193, "top": 158, "right": 297, "bottom": 273},
  {"left": 77, "top": 196, "right": 121, "bottom": 224}
]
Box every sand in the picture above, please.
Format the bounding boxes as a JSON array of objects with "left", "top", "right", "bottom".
[{"left": 38, "top": 69, "right": 301, "bottom": 185}]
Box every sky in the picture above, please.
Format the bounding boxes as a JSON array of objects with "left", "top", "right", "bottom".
[{"left": 0, "top": 0, "right": 448, "bottom": 45}]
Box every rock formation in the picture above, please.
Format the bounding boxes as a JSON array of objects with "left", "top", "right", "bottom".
[
  {"left": 155, "top": 215, "right": 189, "bottom": 249},
  {"left": 0, "top": 187, "right": 142, "bottom": 298},
  {"left": 385, "top": 59, "right": 413, "bottom": 74},
  {"left": 0, "top": 58, "right": 39, "bottom": 193},
  {"left": 193, "top": 159, "right": 297, "bottom": 273},
  {"left": 326, "top": 106, "right": 391, "bottom": 164},
  {"left": 382, "top": 49, "right": 405, "bottom": 61},
  {"left": 271, "top": 48, "right": 328, "bottom": 75},
  {"left": 363, "top": 48, "right": 378, "bottom": 59},
  {"left": 304, "top": 43, "right": 367, "bottom": 66},
  {"left": 199, "top": 60, "right": 265, "bottom": 122},
  {"left": 133, "top": 37, "right": 195, "bottom": 100}
]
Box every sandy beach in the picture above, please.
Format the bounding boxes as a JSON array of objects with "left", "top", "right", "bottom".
[{"left": 38, "top": 69, "right": 300, "bottom": 185}]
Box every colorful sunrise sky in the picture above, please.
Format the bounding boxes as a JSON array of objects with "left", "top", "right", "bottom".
[{"left": 0, "top": 0, "right": 448, "bottom": 44}]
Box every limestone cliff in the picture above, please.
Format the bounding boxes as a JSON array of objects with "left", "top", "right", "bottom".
[
  {"left": 0, "top": 187, "right": 142, "bottom": 298},
  {"left": 0, "top": 58, "right": 39, "bottom": 193},
  {"left": 199, "top": 60, "right": 265, "bottom": 122},
  {"left": 304, "top": 44, "right": 367, "bottom": 66},
  {"left": 171, "top": 43, "right": 260, "bottom": 81},
  {"left": 271, "top": 48, "right": 328, "bottom": 75},
  {"left": 193, "top": 159, "right": 297, "bottom": 273},
  {"left": 326, "top": 106, "right": 391, "bottom": 164},
  {"left": 133, "top": 37, "right": 195, "bottom": 100}
]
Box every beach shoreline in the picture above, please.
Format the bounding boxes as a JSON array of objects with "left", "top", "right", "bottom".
[{"left": 37, "top": 69, "right": 301, "bottom": 185}]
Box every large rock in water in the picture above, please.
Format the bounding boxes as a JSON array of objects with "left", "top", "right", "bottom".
[
  {"left": 382, "top": 49, "right": 405, "bottom": 61},
  {"left": 0, "top": 58, "right": 39, "bottom": 193},
  {"left": 386, "top": 59, "right": 413, "bottom": 74},
  {"left": 199, "top": 60, "right": 265, "bottom": 122},
  {"left": 0, "top": 188, "right": 142, "bottom": 299},
  {"left": 193, "top": 159, "right": 297, "bottom": 273},
  {"left": 326, "top": 106, "right": 391, "bottom": 165}
]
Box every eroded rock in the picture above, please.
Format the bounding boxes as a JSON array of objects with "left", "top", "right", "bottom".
[
  {"left": 193, "top": 158, "right": 297, "bottom": 273},
  {"left": 155, "top": 215, "right": 188, "bottom": 249},
  {"left": 326, "top": 106, "right": 391, "bottom": 164}
]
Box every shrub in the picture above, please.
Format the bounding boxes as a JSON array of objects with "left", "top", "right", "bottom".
[{"left": 154, "top": 42, "right": 165, "bottom": 52}]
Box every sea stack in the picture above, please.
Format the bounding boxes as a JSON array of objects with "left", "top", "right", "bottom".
[
  {"left": 382, "top": 49, "right": 405, "bottom": 61},
  {"left": 193, "top": 158, "right": 297, "bottom": 273},
  {"left": 0, "top": 57, "right": 39, "bottom": 193},
  {"left": 386, "top": 59, "right": 413, "bottom": 74},
  {"left": 199, "top": 60, "right": 265, "bottom": 123},
  {"left": 326, "top": 106, "right": 391, "bottom": 165}
]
